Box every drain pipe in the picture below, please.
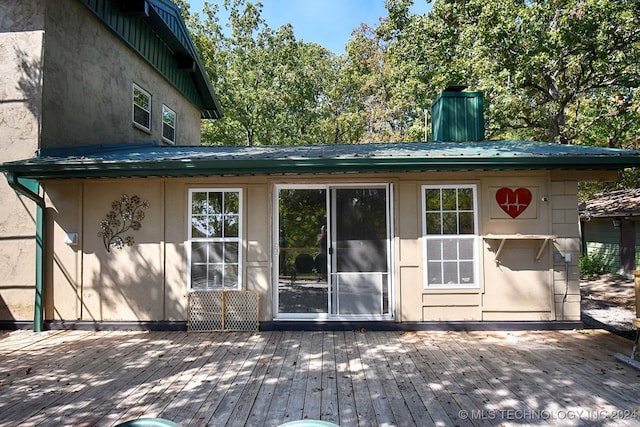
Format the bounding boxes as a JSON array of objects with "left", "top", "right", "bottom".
[
  {"left": 6, "top": 172, "right": 45, "bottom": 332},
  {"left": 561, "top": 253, "right": 572, "bottom": 320}
]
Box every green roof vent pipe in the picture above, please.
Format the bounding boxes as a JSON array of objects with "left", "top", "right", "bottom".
[{"left": 431, "top": 85, "right": 485, "bottom": 142}]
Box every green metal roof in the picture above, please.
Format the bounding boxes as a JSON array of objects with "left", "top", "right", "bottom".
[{"left": 2, "top": 141, "right": 640, "bottom": 180}]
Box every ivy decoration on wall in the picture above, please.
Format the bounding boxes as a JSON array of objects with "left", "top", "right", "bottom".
[{"left": 98, "top": 194, "right": 150, "bottom": 252}]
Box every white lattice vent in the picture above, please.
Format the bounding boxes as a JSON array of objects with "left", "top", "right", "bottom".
[{"left": 188, "top": 290, "right": 259, "bottom": 332}]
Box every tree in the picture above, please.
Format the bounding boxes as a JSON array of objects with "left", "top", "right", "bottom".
[
  {"left": 340, "top": 19, "right": 430, "bottom": 142},
  {"left": 385, "top": 0, "right": 640, "bottom": 144},
  {"left": 183, "top": 0, "right": 344, "bottom": 146}
]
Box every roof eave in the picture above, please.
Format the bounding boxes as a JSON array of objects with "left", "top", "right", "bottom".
[{"left": 2, "top": 156, "right": 638, "bottom": 180}]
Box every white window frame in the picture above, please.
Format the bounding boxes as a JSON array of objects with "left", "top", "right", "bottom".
[
  {"left": 132, "top": 83, "right": 152, "bottom": 132},
  {"left": 162, "top": 104, "right": 176, "bottom": 144},
  {"left": 422, "top": 184, "right": 479, "bottom": 289},
  {"left": 188, "top": 188, "right": 243, "bottom": 291}
]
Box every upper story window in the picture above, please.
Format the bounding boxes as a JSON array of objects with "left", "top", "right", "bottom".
[
  {"left": 132, "top": 84, "right": 151, "bottom": 132},
  {"left": 162, "top": 104, "right": 176, "bottom": 144},
  {"left": 422, "top": 184, "right": 479, "bottom": 288}
]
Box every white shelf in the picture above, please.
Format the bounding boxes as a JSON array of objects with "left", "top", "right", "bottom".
[{"left": 483, "top": 234, "right": 557, "bottom": 263}]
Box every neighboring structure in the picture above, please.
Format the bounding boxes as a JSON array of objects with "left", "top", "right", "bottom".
[
  {"left": 0, "top": 0, "right": 222, "bottom": 328},
  {"left": 579, "top": 189, "right": 640, "bottom": 276}
]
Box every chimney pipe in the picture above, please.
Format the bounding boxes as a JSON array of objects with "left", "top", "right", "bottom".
[{"left": 431, "top": 87, "right": 484, "bottom": 142}]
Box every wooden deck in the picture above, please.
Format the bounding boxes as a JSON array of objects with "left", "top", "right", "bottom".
[{"left": 0, "top": 329, "right": 639, "bottom": 427}]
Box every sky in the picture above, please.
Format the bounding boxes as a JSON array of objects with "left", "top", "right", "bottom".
[{"left": 187, "top": 0, "right": 433, "bottom": 54}]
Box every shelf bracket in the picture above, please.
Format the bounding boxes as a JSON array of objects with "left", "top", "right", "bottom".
[
  {"left": 535, "top": 238, "right": 551, "bottom": 262},
  {"left": 483, "top": 234, "right": 557, "bottom": 264},
  {"left": 494, "top": 238, "right": 508, "bottom": 262}
]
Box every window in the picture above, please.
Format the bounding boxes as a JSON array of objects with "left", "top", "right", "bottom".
[
  {"left": 188, "top": 189, "right": 242, "bottom": 290},
  {"left": 162, "top": 104, "right": 176, "bottom": 144},
  {"left": 422, "top": 185, "right": 478, "bottom": 288},
  {"left": 132, "top": 84, "right": 151, "bottom": 132}
]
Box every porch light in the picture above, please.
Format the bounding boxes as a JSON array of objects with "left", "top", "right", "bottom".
[{"left": 612, "top": 218, "right": 622, "bottom": 228}]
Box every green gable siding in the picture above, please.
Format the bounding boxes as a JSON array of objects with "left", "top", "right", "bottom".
[{"left": 81, "top": 0, "right": 204, "bottom": 111}]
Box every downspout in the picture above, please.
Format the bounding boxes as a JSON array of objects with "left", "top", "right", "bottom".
[{"left": 6, "top": 172, "right": 46, "bottom": 332}]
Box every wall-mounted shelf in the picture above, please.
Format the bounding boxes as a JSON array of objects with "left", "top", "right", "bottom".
[{"left": 483, "top": 234, "right": 557, "bottom": 263}]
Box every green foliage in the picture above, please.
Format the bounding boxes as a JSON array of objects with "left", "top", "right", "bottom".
[
  {"left": 579, "top": 252, "right": 608, "bottom": 277},
  {"left": 385, "top": 0, "right": 640, "bottom": 144},
  {"left": 181, "top": 0, "right": 640, "bottom": 174},
  {"left": 186, "top": 0, "right": 349, "bottom": 146}
]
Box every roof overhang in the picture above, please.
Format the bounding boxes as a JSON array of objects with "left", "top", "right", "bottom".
[{"left": 2, "top": 141, "right": 640, "bottom": 181}]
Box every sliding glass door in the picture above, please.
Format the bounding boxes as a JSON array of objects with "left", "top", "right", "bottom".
[{"left": 276, "top": 185, "right": 392, "bottom": 319}]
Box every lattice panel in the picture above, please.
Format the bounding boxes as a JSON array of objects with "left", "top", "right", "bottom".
[
  {"left": 188, "top": 290, "right": 259, "bottom": 332},
  {"left": 224, "top": 291, "right": 259, "bottom": 331}
]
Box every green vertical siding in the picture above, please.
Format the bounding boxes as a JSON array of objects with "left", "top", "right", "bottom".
[
  {"left": 431, "top": 91, "right": 485, "bottom": 142},
  {"left": 635, "top": 221, "right": 640, "bottom": 271},
  {"left": 80, "top": 0, "right": 203, "bottom": 110},
  {"left": 584, "top": 220, "right": 620, "bottom": 273}
]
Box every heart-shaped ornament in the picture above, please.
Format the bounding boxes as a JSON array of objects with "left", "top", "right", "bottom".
[{"left": 496, "top": 187, "right": 532, "bottom": 219}]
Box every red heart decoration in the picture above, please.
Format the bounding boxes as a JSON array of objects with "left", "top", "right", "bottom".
[{"left": 496, "top": 187, "right": 532, "bottom": 218}]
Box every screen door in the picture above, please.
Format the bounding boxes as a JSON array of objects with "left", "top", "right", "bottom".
[{"left": 276, "top": 185, "right": 391, "bottom": 318}]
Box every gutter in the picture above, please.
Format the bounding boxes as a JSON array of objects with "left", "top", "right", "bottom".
[
  {"left": 6, "top": 172, "right": 45, "bottom": 332},
  {"left": 2, "top": 156, "right": 640, "bottom": 180}
]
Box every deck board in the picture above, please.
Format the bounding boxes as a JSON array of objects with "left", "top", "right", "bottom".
[
  {"left": 0, "top": 329, "right": 638, "bottom": 427},
  {"left": 333, "top": 332, "right": 357, "bottom": 427}
]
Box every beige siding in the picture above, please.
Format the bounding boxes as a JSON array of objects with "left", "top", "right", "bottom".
[
  {"left": 41, "top": 171, "right": 592, "bottom": 324},
  {"left": 80, "top": 181, "right": 165, "bottom": 321},
  {"left": 45, "top": 182, "right": 83, "bottom": 321},
  {"left": 164, "top": 181, "right": 188, "bottom": 321},
  {"left": 550, "top": 179, "right": 581, "bottom": 320},
  {"left": 246, "top": 184, "right": 271, "bottom": 319}
]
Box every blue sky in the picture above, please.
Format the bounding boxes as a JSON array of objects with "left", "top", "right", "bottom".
[{"left": 187, "top": 0, "right": 433, "bottom": 54}]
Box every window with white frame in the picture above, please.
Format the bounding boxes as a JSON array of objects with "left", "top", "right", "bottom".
[
  {"left": 422, "top": 185, "right": 478, "bottom": 288},
  {"left": 188, "top": 189, "right": 242, "bottom": 290},
  {"left": 162, "top": 104, "right": 176, "bottom": 144},
  {"left": 132, "top": 84, "right": 151, "bottom": 132}
]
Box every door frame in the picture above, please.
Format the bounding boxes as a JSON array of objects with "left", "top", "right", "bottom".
[{"left": 272, "top": 183, "right": 395, "bottom": 321}]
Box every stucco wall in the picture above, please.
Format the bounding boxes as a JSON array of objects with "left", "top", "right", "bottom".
[
  {"left": 0, "top": 0, "right": 45, "bottom": 320},
  {"left": 43, "top": 171, "right": 587, "bottom": 325},
  {"left": 41, "top": 0, "right": 201, "bottom": 149},
  {"left": 0, "top": 0, "right": 208, "bottom": 322}
]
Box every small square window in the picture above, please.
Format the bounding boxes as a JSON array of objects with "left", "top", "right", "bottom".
[
  {"left": 132, "top": 84, "right": 151, "bottom": 132},
  {"left": 162, "top": 105, "right": 176, "bottom": 144}
]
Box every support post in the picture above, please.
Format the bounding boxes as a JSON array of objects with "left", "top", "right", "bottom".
[{"left": 6, "top": 173, "right": 45, "bottom": 332}]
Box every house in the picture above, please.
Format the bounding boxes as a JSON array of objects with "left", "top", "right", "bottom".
[
  {"left": 579, "top": 189, "right": 640, "bottom": 276},
  {"left": 0, "top": 0, "right": 222, "bottom": 330},
  {"left": 3, "top": 3, "right": 640, "bottom": 333}
]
